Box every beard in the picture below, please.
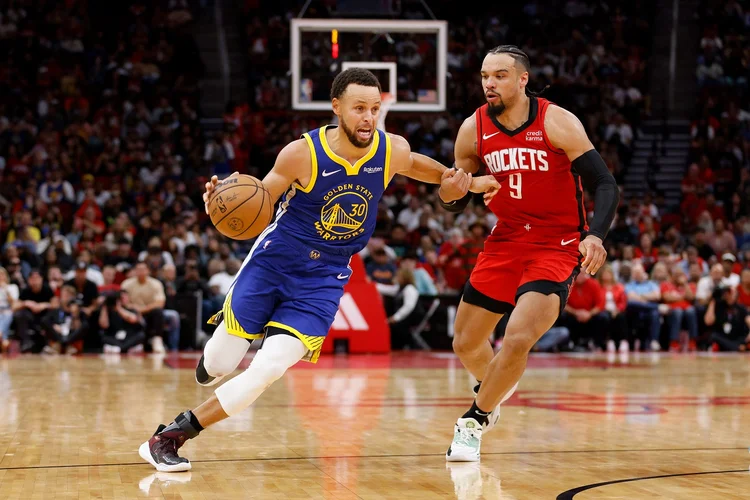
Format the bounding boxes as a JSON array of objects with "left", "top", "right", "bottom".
[
  {"left": 340, "top": 118, "right": 374, "bottom": 148},
  {"left": 487, "top": 101, "right": 506, "bottom": 116},
  {"left": 486, "top": 93, "right": 506, "bottom": 116}
]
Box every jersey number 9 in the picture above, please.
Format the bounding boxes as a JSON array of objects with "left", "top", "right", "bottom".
[{"left": 509, "top": 173, "right": 522, "bottom": 199}]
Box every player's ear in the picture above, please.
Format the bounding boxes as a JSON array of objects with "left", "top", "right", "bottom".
[
  {"left": 519, "top": 70, "right": 529, "bottom": 89},
  {"left": 331, "top": 98, "right": 341, "bottom": 116}
]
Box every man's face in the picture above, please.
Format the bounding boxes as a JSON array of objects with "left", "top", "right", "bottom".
[
  {"left": 481, "top": 53, "right": 527, "bottom": 116},
  {"left": 332, "top": 84, "right": 381, "bottom": 148}
]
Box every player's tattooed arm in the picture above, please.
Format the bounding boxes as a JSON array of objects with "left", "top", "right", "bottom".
[{"left": 545, "top": 105, "right": 619, "bottom": 275}]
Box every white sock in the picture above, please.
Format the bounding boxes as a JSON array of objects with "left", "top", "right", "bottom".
[{"left": 214, "top": 334, "right": 307, "bottom": 416}]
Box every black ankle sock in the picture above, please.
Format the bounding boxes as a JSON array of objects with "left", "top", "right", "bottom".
[
  {"left": 474, "top": 381, "right": 481, "bottom": 394},
  {"left": 463, "top": 400, "right": 490, "bottom": 426},
  {"left": 187, "top": 410, "right": 204, "bottom": 432}
]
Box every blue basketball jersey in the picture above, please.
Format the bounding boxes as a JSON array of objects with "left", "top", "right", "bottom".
[
  {"left": 274, "top": 125, "right": 391, "bottom": 256},
  {"left": 221, "top": 125, "right": 393, "bottom": 358}
]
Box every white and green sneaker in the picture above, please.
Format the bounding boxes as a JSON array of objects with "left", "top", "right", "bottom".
[{"left": 446, "top": 418, "right": 483, "bottom": 462}]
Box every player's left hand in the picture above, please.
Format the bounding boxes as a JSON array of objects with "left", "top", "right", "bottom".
[
  {"left": 475, "top": 176, "right": 501, "bottom": 206},
  {"left": 203, "top": 172, "right": 239, "bottom": 214},
  {"left": 469, "top": 175, "right": 501, "bottom": 206},
  {"left": 578, "top": 235, "right": 606, "bottom": 275}
]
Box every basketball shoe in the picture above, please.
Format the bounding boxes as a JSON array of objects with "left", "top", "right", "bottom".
[
  {"left": 446, "top": 418, "right": 483, "bottom": 462},
  {"left": 139, "top": 424, "right": 193, "bottom": 472}
]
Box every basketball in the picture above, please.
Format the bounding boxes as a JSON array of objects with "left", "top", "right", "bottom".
[{"left": 208, "top": 174, "right": 273, "bottom": 240}]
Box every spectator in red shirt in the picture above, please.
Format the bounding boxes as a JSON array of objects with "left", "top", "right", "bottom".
[
  {"left": 697, "top": 155, "right": 716, "bottom": 187},
  {"left": 557, "top": 273, "right": 607, "bottom": 351},
  {"left": 635, "top": 233, "right": 658, "bottom": 272},
  {"left": 736, "top": 269, "right": 750, "bottom": 308},
  {"left": 438, "top": 228, "right": 469, "bottom": 294},
  {"left": 99, "top": 265, "right": 122, "bottom": 294},
  {"left": 464, "top": 222, "right": 486, "bottom": 279},
  {"left": 597, "top": 265, "right": 629, "bottom": 352},
  {"left": 681, "top": 163, "right": 704, "bottom": 197},
  {"left": 704, "top": 193, "right": 726, "bottom": 223},
  {"left": 660, "top": 266, "right": 698, "bottom": 351}
]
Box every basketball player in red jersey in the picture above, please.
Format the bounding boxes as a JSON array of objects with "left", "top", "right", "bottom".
[{"left": 439, "top": 45, "right": 620, "bottom": 461}]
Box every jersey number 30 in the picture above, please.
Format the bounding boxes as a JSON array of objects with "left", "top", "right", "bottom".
[{"left": 509, "top": 173, "right": 522, "bottom": 199}]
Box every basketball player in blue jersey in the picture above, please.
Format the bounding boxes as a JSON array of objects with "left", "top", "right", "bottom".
[{"left": 139, "top": 68, "right": 497, "bottom": 471}]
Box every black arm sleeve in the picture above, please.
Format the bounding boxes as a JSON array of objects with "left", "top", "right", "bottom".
[
  {"left": 571, "top": 149, "right": 619, "bottom": 240},
  {"left": 439, "top": 191, "right": 472, "bottom": 213}
]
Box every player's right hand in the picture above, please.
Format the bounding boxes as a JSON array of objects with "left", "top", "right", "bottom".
[
  {"left": 579, "top": 235, "right": 607, "bottom": 275},
  {"left": 203, "top": 172, "right": 239, "bottom": 214}
]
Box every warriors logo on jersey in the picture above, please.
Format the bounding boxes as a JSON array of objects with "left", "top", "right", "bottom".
[{"left": 315, "top": 184, "right": 374, "bottom": 240}]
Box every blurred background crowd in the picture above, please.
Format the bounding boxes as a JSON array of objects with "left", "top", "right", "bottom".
[{"left": 0, "top": 0, "right": 748, "bottom": 356}]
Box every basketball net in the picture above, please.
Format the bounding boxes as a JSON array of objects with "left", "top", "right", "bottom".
[{"left": 377, "top": 92, "right": 395, "bottom": 131}]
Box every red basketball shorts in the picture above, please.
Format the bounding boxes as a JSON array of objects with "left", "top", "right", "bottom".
[{"left": 464, "top": 237, "right": 581, "bottom": 315}]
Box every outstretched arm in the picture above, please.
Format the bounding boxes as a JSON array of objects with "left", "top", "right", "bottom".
[
  {"left": 388, "top": 133, "right": 472, "bottom": 202},
  {"left": 545, "top": 105, "right": 620, "bottom": 275}
]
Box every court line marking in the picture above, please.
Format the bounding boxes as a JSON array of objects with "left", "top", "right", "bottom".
[
  {"left": 556, "top": 469, "right": 750, "bottom": 499},
  {"left": 0, "top": 447, "right": 746, "bottom": 471}
]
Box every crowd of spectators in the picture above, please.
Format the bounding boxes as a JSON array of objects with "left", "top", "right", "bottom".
[
  {"left": 0, "top": 0, "right": 234, "bottom": 354},
  {"left": 547, "top": 0, "right": 750, "bottom": 354},
  {"left": 7, "top": 0, "right": 746, "bottom": 355}
]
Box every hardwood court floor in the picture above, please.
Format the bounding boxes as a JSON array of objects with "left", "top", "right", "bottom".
[{"left": 1, "top": 350, "right": 750, "bottom": 499}]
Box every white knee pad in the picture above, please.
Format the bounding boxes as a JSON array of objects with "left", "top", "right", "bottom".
[
  {"left": 215, "top": 334, "right": 307, "bottom": 416},
  {"left": 202, "top": 322, "right": 251, "bottom": 378}
]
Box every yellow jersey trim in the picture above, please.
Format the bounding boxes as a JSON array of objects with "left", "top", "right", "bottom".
[
  {"left": 318, "top": 125, "right": 380, "bottom": 176},
  {"left": 295, "top": 133, "right": 318, "bottom": 193},
  {"left": 266, "top": 320, "right": 325, "bottom": 362},
  {"left": 228, "top": 329, "right": 263, "bottom": 340},
  {"left": 210, "top": 291, "right": 264, "bottom": 339},
  {"left": 383, "top": 132, "right": 392, "bottom": 189}
]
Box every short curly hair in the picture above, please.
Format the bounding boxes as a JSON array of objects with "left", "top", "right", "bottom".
[{"left": 330, "top": 68, "right": 381, "bottom": 100}]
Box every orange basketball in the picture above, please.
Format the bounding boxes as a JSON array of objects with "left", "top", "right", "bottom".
[{"left": 208, "top": 175, "right": 274, "bottom": 240}]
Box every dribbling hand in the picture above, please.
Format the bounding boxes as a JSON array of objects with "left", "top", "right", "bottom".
[
  {"left": 578, "top": 235, "right": 607, "bottom": 275},
  {"left": 203, "top": 172, "right": 239, "bottom": 214}
]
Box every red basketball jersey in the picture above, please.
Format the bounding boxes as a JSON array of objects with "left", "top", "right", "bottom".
[{"left": 475, "top": 97, "right": 588, "bottom": 245}]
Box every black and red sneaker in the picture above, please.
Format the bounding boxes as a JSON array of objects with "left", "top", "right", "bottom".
[{"left": 139, "top": 423, "right": 192, "bottom": 472}]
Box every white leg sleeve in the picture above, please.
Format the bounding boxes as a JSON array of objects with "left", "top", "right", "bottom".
[
  {"left": 202, "top": 321, "right": 252, "bottom": 378},
  {"left": 214, "top": 334, "right": 308, "bottom": 416}
]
